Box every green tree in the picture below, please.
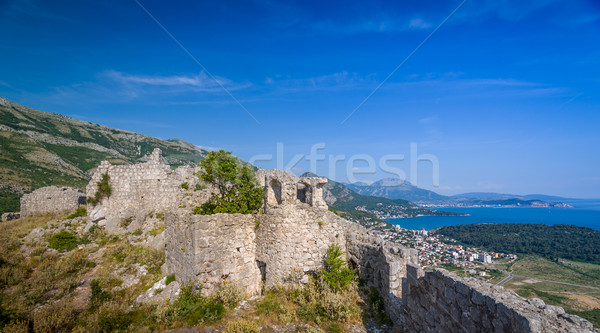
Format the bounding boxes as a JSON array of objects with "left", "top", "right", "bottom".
[
  {"left": 322, "top": 244, "right": 355, "bottom": 291},
  {"left": 195, "top": 150, "right": 264, "bottom": 215}
]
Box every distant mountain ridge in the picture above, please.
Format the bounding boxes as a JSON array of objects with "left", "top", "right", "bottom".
[
  {"left": 0, "top": 96, "right": 207, "bottom": 214},
  {"left": 345, "top": 177, "right": 448, "bottom": 203},
  {"left": 302, "top": 172, "right": 464, "bottom": 228},
  {"left": 347, "top": 178, "right": 573, "bottom": 208}
]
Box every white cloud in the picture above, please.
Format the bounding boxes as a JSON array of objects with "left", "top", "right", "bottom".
[
  {"left": 419, "top": 116, "right": 438, "bottom": 124},
  {"left": 103, "top": 70, "right": 251, "bottom": 92},
  {"left": 409, "top": 18, "right": 431, "bottom": 29},
  {"left": 195, "top": 145, "right": 222, "bottom": 152},
  {"left": 266, "top": 71, "right": 376, "bottom": 91}
]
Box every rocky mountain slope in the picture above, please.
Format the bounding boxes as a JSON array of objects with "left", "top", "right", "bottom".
[
  {"left": 346, "top": 178, "right": 449, "bottom": 203},
  {"left": 0, "top": 97, "right": 207, "bottom": 214}
]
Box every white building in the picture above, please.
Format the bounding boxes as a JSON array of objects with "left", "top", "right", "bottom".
[{"left": 478, "top": 255, "right": 492, "bottom": 264}]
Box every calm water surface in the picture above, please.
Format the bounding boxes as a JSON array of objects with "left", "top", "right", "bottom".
[{"left": 387, "top": 200, "right": 600, "bottom": 231}]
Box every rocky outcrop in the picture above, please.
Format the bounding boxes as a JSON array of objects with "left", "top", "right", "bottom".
[
  {"left": 20, "top": 186, "right": 85, "bottom": 217},
  {"left": 1, "top": 212, "right": 20, "bottom": 222}
]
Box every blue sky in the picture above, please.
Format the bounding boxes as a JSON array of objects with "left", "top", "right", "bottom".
[{"left": 1, "top": 0, "right": 599, "bottom": 198}]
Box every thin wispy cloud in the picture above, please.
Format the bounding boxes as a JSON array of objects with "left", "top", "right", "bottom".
[
  {"left": 419, "top": 116, "right": 438, "bottom": 124},
  {"left": 264, "top": 71, "right": 376, "bottom": 91},
  {"left": 103, "top": 70, "right": 251, "bottom": 92},
  {"left": 313, "top": 16, "right": 437, "bottom": 34},
  {"left": 408, "top": 18, "right": 431, "bottom": 29},
  {"left": 23, "top": 70, "right": 254, "bottom": 109}
]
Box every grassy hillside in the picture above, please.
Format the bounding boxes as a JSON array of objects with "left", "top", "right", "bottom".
[
  {"left": 0, "top": 211, "right": 392, "bottom": 332},
  {"left": 0, "top": 97, "right": 207, "bottom": 214},
  {"left": 502, "top": 255, "right": 600, "bottom": 327}
]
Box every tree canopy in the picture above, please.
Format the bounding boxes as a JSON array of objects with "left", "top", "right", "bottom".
[
  {"left": 436, "top": 223, "right": 600, "bottom": 264},
  {"left": 194, "top": 150, "right": 264, "bottom": 215}
]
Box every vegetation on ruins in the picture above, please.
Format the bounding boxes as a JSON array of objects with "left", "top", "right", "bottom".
[
  {"left": 67, "top": 207, "right": 87, "bottom": 219},
  {"left": 253, "top": 244, "right": 391, "bottom": 329},
  {"left": 86, "top": 173, "right": 111, "bottom": 205},
  {"left": 322, "top": 244, "right": 355, "bottom": 291},
  {"left": 194, "top": 150, "right": 264, "bottom": 215}
]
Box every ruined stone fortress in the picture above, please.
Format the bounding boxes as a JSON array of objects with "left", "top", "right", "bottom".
[{"left": 19, "top": 149, "right": 597, "bottom": 332}]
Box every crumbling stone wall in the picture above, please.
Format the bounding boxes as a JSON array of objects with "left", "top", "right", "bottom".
[
  {"left": 87, "top": 148, "right": 203, "bottom": 228},
  {"left": 255, "top": 206, "right": 348, "bottom": 286},
  {"left": 20, "top": 186, "right": 85, "bottom": 217},
  {"left": 256, "top": 169, "right": 328, "bottom": 212},
  {"left": 346, "top": 231, "right": 418, "bottom": 324},
  {"left": 164, "top": 211, "right": 262, "bottom": 296},
  {"left": 398, "top": 264, "right": 597, "bottom": 332}
]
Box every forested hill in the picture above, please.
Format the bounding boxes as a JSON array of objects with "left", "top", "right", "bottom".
[
  {"left": 435, "top": 223, "right": 600, "bottom": 264},
  {"left": 0, "top": 97, "right": 207, "bottom": 214}
]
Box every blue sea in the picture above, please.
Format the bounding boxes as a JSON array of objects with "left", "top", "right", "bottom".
[{"left": 386, "top": 199, "right": 600, "bottom": 231}]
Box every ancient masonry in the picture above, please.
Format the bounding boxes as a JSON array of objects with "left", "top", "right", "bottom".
[
  {"left": 86, "top": 148, "right": 204, "bottom": 232},
  {"left": 20, "top": 186, "right": 85, "bottom": 217},
  {"left": 83, "top": 149, "right": 595, "bottom": 333}
]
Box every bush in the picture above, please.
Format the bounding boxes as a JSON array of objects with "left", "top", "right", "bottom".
[
  {"left": 97, "top": 302, "right": 133, "bottom": 332},
  {"left": 87, "top": 173, "right": 111, "bottom": 205},
  {"left": 165, "top": 274, "right": 175, "bottom": 286},
  {"left": 194, "top": 150, "right": 263, "bottom": 215},
  {"left": 327, "top": 322, "right": 342, "bottom": 333},
  {"left": 223, "top": 319, "right": 259, "bottom": 333},
  {"left": 48, "top": 230, "right": 79, "bottom": 252},
  {"left": 90, "top": 279, "right": 111, "bottom": 308},
  {"left": 181, "top": 182, "right": 189, "bottom": 190},
  {"left": 120, "top": 216, "right": 134, "bottom": 228},
  {"left": 88, "top": 224, "right": 99, "bottom": 234},
  {"left": 256, "top": 292, "right": 286, "bottom": 316},
  {"left": 148, "top": 224, "right": 164, "bottom": 236},
  {"left": 105, "top": 243, "right": 165, "bottom": 274},
  {"left": 212, "top": 283, "right": 244, "bottom": 309},
  {"left": 26, "top": 250, "right": 93, "bottom": 303},
  {"left": 366, "top": 286, "right": 392, "bottom": 325},
  {"left": 322, "top": 244, "right": 355, "bottom": 291},
  {"left": 67, "top": 207, "right": 87, "bottom": 219},
  {"left": 33, "top": 300, "right": 76, "bottom": 333},
  {"left": 320, "top": 292, "right": 353, "bottom": 321},
  {"left": 171, "top": 286, "right": 226, "bottom": 325}
]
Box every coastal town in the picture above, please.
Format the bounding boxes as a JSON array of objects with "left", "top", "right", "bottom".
[{"left": 370, "top": 224, "right": 518, "bottom": 280}]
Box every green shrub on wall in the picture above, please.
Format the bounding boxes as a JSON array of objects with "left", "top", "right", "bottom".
[
  {"left": 87, "top": 173, "right": 111, "bottom": 205},
  {"left": 194, "top": 150, "right": 263, "bottom": 215}
]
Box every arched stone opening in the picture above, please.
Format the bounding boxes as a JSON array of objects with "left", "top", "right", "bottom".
[
  {"left": 268, "top": 179, "right": 282, "bottom": 205},
  {"left": 297, "top": 183, "right": 307, "bottom": 203}
]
